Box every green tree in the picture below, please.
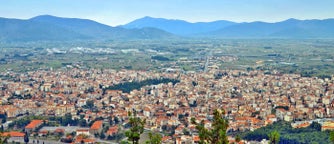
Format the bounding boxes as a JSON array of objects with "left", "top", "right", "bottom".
[
  {"left": 125, "top": 110, "right": 146, "bottom": 144},
  {"left": 100, "top": 132, "right": 106, "bottom": 139},
  {"left": 268, "top": 130, "right": 280, "bottom": 144},
  {"left": 120, "top": 141, "right": 129, "bottom": 144},
  {"left": 330, "top": 131, "right": 334, "bottom": 144},
  {"left": 191, "top": 109, "right": 229, "bottom": 144},
  {"left": 1, "top": 117, "right": 6, "bottom": 124},
  {"left": 86, "top": 100, "right": 94, "bottom": 109},
  {"left": 310, "top": 122, "right": 322, "bottom": 131},
  {"left": 24, "top": 132, "right": 29, "bottom": 144},
  {"left": 79, "top": 119, "right": 87, "bottom": 127},
  {"left": 0, "top": 125, "right": 3, "bottom": 132},
  {"left": 114, "top": 116, "right": 120, "bottom": 124},
  {"left": 235, "top": 135, "right": 241, "bottom": 143},
  {"left": 62, "top": 113, "right": 73, "bottom": 126},
  {"left": 0, "top": 132, "right": 9, "bottom": 144},
  {"left": 146, "top": 132, "right": 162, "bottom": 144},
  {"left": 183, "top": 128, "right": 190, "bottom": 135}
]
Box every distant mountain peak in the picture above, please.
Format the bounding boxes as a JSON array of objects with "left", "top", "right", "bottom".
[
  {"left": 0, "top": 15, "right": 176, "bottom": 42},
  {"left": 135, "top": 16, "right": 184, "bottom": 23},
  {"left": 30, "top": 15, "right": 91, "bottom": 22},
  {"left": 282, "top": 18, "right": 300, "bottom": 23},
  {"left": 30, "top": 15, "right": 61, "bottom": 20},
  {"left": 142, "top": 16, "right": 155, "bottom": 19},
  {"left": 123, "top": 16, "right": 236, "bottom": 35},
  {"left": 287, "top": 18, "right": 299, "bottom": 21},
  {"left": 32, "top": 14, "right": 55, "bottom": 18}
]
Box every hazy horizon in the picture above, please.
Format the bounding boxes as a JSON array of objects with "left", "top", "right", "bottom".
[{"left": 1, "top": 0, "right": 334, "bottom": 26}]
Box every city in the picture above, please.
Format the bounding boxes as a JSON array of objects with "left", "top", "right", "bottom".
[
  {"left": 1, "top": 64, "right": 334, "bottom": 143},
  {"left": 1, "top": 0, "right": 334, "bottom": 143}
]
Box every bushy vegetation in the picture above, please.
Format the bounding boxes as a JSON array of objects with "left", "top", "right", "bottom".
[
  {"left": 151, "top": 55, "right": 170, "bottom": 61},
  {"left": 104, "top": 78, "right": 179, "bottom": 93},
  {"left": 124, "top": 111, "right": 146, "bottom": 144},
  {"left": 8, "top": 114, "right": 83, "bottom": 130},
  {"left": 191, "top": 109, "right": 229, "bottom": 144},
  {"left": 240, "top": 121, "right": 331, "bottom": 144}
]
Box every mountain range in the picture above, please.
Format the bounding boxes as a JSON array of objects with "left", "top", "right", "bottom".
[
  {"left": 0, "top": 15, "right": 175, "bottom": 42},
  {"left": 205, "top": 18, "right": 334, "bottom": 38},
  {"left": 1, "top": 15, "right": 334, "bottom": 42},
  {"left": 122, "top": 17, "right": 334, "bottom": 38},
  {"left": 122, "top": 16, "right": 236, "bottom": 36}
]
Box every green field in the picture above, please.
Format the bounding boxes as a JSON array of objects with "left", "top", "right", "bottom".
[{"left": 1, "top": 39, "right": 334, "bottom": 78}]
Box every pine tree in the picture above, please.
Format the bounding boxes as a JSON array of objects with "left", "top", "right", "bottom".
[
  {"left": 0, "top": 125, "right": 3, "bottom": 132},
  {"left": 100, "top": 132, "right": 106, "bottom": 139},
  {"left": 146, "top": 132, "right": 162, "bottom": 144},
  {"left": 191, "top": 109, "right": 229, "bottom": 144},
  {"left": 125, "top": 110, "right": 146, "bottom": 144},
  {"left": 235, "top": 135, "right": 241, "bottom": 143},
  {"left": 330, "top": 131, "right": 334, "bottom": 144},
  {"left": 268, "top": 130, "right": 280, "bottom": 144},
  {"left": 24, "top": 132, "right": 29, "bottom": 144}
]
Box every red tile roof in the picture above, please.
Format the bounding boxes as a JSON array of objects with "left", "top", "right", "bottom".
[
  {"left": 75, "top": 138, "right": 95, "bottom": 143},
  {"left": 107, "top": 126, "right": 118, "bottom": 135},
  {"left": 90, "top": 120, "right": 103, "bottom": 130},
  {"left": 162, "top": 136, "right": 172, "bottom": 141},
  {"left": 1, "top": 131, "right": 25, "bottom": 137},
  {"left": 25, "top": 120, "right": 43, "bottom": 129},
  {"left": 193, "top": 135, "right": 200, "bottom": 142},
  {"left": 76, "top": 129, "right": 89, "bottom": 132},
  {"left": 54, "top": 128, "right": 65, "bottom": 133}
]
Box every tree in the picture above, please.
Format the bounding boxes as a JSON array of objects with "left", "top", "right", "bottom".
[
  {"left": 120, "top": 141, "right": 129, "bottom": 144},
  {"left": 310, "top": 122, "right": 322, "bottom": 131},
  {"left": 79, "top": 119, "right": 87, "bottom": 127},
  {"left": 24, "top": 132, "right": 29, "bottom": 144},
  {"left": 330, "top": 131, "right": 334, "bottom": 144},
  {"left": 235, "top": 135, "right": 241, "bottom": 143},
  {"left": 191, "top": 109, "right": 229, "bottom": 144},
  {"left": 183, "top": 128, "right": 190, "bottom": 135},
  {"left": 146, "top": 132, "right": 162, "bottom": 144},
  {"left": 114, "top": 116, "right": 120, "bottom": 124},
  {"left": 61, "top": 113, "right": 72, "bottom": 126},
  {"left": 86, "top": 100, "right": 94, "bottom": 109},
  {"left": 1, "top": 117, "right": 6, "bottom": 124},
  {"left": 0, "top": 125, "right": 3, "bottom": 132},
  {"left": 268, "top": 130, "right": 280, "bottom": 144},
  {"left": 0, "top": 132, "right": 9, "bottom": 144},
  {"left": 100, "top": 132, "right": 106, "bottom": 139},
  {"left": 125, "top": 110, "right": 146, "bottom": 144}
]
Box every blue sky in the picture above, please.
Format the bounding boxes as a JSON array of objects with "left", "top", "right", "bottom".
[{"left": 1, "top": 0, "right": 334, "bottom": 26}]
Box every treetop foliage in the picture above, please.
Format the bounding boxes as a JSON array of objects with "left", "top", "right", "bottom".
[{"left": 191, "top": 109, "right": 229, "bottom": 144}]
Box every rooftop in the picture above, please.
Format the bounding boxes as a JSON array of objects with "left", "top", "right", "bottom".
[
  {"left": 90, "top": 120, "right": 103, "bottom": 130},
  {"left": 25, "top": 120, "right": 43, "bottom": 129}
]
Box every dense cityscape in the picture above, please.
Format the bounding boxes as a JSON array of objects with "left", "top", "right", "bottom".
[
  {"left": 2, "top": 1, "right": 334, "bottom": 144},
  {"left": 1, "top": 62, "right": 334, "bottom": 143}
]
